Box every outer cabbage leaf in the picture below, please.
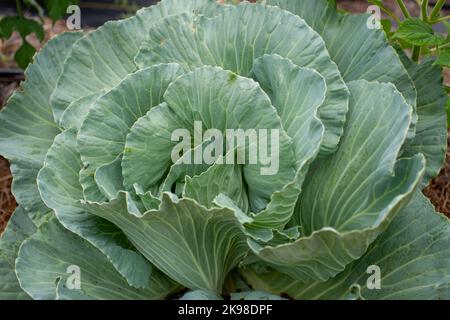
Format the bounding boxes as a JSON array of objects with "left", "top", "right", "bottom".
[
  {"left": 399, "top": 57, "right": 447, "bottom": 187},
  {"left": 82, "top": 192, "right": 249, "bottom": 293},
  {"left": 37, "top": 129, "right": 156, "bottom": 289},
  {"left": 241, "top": 192, "right": 450, "bottom": 300},
  {"left": 180, "top": 290, "right": 223, "bottom": 300},
  {"left": 248, "top": 80, "right": 425, "bottom": 282},
  {"left": 0, "top": 207, "right": 35, "bottom": 300},
  {"left": 0, "top": 32, "right": 83, "bottom": 225},
  {"left": 262, "top": 0, "right": 417, "bottom": 140},
  {"left": 16, "top": 218, "right": 178, "bottom": 300},
  {"left": 262, "top": 0, "right": 447, "bottom": 187},
  {"left": 60, "top": 91, "right": 107, "bottom": 131}
]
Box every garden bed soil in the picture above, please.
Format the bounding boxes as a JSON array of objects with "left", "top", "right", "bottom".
[
  {"left": 424, "top": 136, "right": 450, "bottom": 216},
  {"left": 0, "top": 155, "right": 15, "bottom": 233}
]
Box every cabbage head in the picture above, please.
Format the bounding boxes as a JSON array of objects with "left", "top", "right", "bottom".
[{"left": 0, "top": 0, "right": 449, "bottom": 300}]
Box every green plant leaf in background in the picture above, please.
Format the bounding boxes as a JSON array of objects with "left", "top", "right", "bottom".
[
  {"left": 0, "top": 16, "right": 44, "bottom": 41},
  {"left": 44, "top": 0, "right": 79, "bottom": 22},
  {"left": 398, "top": 53, "right": 448, "bottom": 187},
  {"left": 14, "top": 40, "right": 36, "bottom": 69},
  {"left": 434, "top": 50, "right": 450, "bottom": 67},
  {"left": 381, "top": 19, "right": 393, "bottom": 37},
  {"left": 0, "top": 15, "right": 45, "bottom": 69},
  {"left": 394, "top": 18, "right": 445, "bottom": 46}
]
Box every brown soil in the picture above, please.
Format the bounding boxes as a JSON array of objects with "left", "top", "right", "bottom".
[
  {"left": 0, "top": 84, "right": 17, "bottom": 233},
  {"left": 0, "top": 155, "right": 15, "bottom": 233},
  {"left": 0, "top": 1, "right": 449, "bottom": 234},
  {"left": 424, "top": 134, "right": 450, "bottom": 216}
]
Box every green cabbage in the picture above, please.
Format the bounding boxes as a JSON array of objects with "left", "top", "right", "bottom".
[{"left": 0, "top": 0, "right": 449, "bottom": 300}]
